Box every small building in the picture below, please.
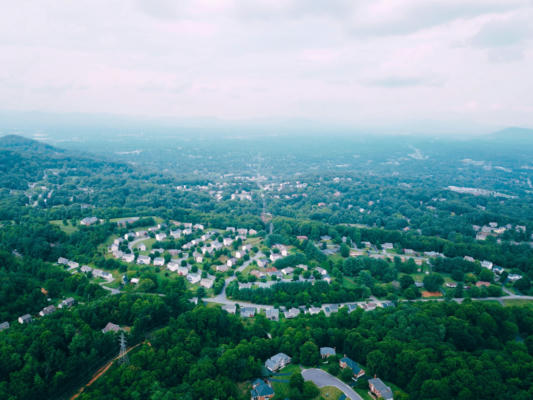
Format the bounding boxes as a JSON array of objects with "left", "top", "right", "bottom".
[
  {"left": 39, "top": 305, "right": 56, "bottom": 317},
  {"left": 137, "top": 255, "right": 151, "bottom": 265},
  {"left": 102, "top": 322, "right": 121, "bottom": 334},
  {"left": 265, "top": 353, "right": 291, "bottom": 372},
  {"left": 153, "top": 257, "right": 165, "bottom": 266},
  {"left": 368, "top": 378, "right": 393, "bottom": 400},
  {"left": 130, "top": 278, "right": 140, "bottom": 284},
  {"left": 59, "top": 297, "right": 75, "bottom": 309},
  {"left": 223, "top": 304, "right": 237, "bottom": 314},
  {"left": 320, "top": 347, "right": 336, "bottom": 358},
  {"left": 0, "top": 321, "right": 10, "bottom": 331},
  {"left": 241, "top": 307, "right": 256, "bottom": 318},
  {"left": 155, "top": 233, "right": 167, "bottom": 241},
  {"left": 216, "top": 264, "right": 229, "bottom": 272},
  {"left": 223, "top": 238, "right": 234, "bottom": 246},
  {"left": 251, "top": 379, "right": 274, "bottom": 400},
  {"left": 200, "top": 278, "right": 214, "bottom": 289},
  {"left": 81, "top": 265, "right": 92, "bottom": 273},
  {"left": 18, "top": 314, "right": 32, "bottom": 324},
  {"left": 265, "top": 308, "right": 279, "bottom": 321},
  {"left": 187, "top": 273, "right": 201, "bottom": 284},
  {"left": 339, "top": 356, "right": 365, "bottom": 378},
  {"left": 122, "top": 253, "right": 135, "bottom": 263},
  {"left": 284, "top": 308, "right": 300, "bottom": 319},
  {"left": 80, "top": 216, "right": 98, "bottom": 226},
  {"left": 57, "top": 257, "right": 69, "bottom": 265}
]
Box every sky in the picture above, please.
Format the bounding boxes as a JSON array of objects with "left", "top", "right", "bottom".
[{"left": 1, "top": 0, "right": 533, "bottom": 135}]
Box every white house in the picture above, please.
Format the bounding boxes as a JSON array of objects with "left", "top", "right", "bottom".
[
  {"left": 227, "top": 258, "right": 237, "bottom": 267},
  {"left": 216, "top": 264, "right": 229, "bottom": 272},
  {"left": 223, "top": 238, "right": 234, "bottom": 246},
  {"left": 155, "top": 233, "right": 167, "bottom": 241},
  {"left": 153, "top": 257, "right": 165, "bottom": 266},
  {"left": 200, "top": 278, "right": 214, "bottom": 289},
  {"left": 481, "top": 260, "right": 493, "bottom": 270},
  {"left": 187, "top": 273, "right": 201, "bottom": 284},
  {"left": 137, "top": 255, "right": 151, "bottom": 265},
  {"left": 122, "top": 254, "right": 135, "bottom": 263}
]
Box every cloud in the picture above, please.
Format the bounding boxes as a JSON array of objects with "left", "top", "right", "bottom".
[
  {"left": 471, "top": 14, "right": 532, "bottom": 47},
  {"left": 365, "top": 76, "right": 444, "bottom": 88},
  {"left": 0, "top": 0, "right": 532, "bottom": 133}
]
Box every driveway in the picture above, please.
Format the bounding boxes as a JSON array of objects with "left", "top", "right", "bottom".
[{"left": 302, "top": 368, "right": 363, "bottom": 400}]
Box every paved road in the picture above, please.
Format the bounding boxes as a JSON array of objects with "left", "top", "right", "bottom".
[{"left": 302, "top": 369, "right": 363, "bottom": 400}]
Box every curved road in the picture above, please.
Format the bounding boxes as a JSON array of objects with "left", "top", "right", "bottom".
[{"left": 302, "top": 368, "right": 363, "bottom": 400}]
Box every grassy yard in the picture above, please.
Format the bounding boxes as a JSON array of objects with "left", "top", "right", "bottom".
[
  {"left": 502, "top": 298, "right": 533, "bottom": 308},
  {"left": 342, "top": 276, "right": 357, "bottom": 289},
  {"left": 354, "top": 388, "right": 374, "bottom": 400},
  {"left": 50, "top": 220, "right": 79, "bottom": 234},
  {"left": 319, "top": 386, "right": 343, "bottom": 399},
  {"left": 270, "top": 364, "right": 302, "bottom": 398}
]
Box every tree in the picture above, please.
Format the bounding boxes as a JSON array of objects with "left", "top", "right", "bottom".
[
  {"left": 340, "top": 243, "right": 350, "bottom": 258},
  {"left": 423, "top": 274, "right": 444, "bottom": 292},
  {"left": 290, "top": 372, "right": 304, "bottom": 391},
  {"left": 340, "top": 367, "right": 354, "bottom": 382},
  {"left": 300, "top": 341, "right": 319, "bottom": 366}
]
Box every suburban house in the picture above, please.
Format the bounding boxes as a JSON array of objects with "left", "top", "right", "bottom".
[
  {"left": 155, "top": 233, "right": 167, "bottom": 241},
  {"left": 93, "top": 269, "right": 113, "bottom": 281},
  {"left": 0, "top": 321, "right": 10, "bottom": 331},
  {"left": 59, "top": 297, "right": 75, "bottom": 309},
  {"left": 237, "top": 228, "right": 248, "bottom": 236},
  {"left": 340, "top": 356, "right": 366, "bottom": 378},
  {"left": 223, "top": 238, "right": 234, "bottom": 246},
  {"left": 80, "top": 216, "right": 98, "bottom": 226},
  {"left": 481, "top": 260, "right": 493, "bottom": 270},
  {"left": 153, "top": 257, "right": 165, "bottom": 266},
  {"left": 241, "top": 307, "right": 256, "bottom": 318},
  {"left": 257, "top": 259, "right": 268, "bottom": 268},
  {"left": 137, "top": 255, "right": 151, "bottom": 265},
  {"left": 320, "top": 347, "right": 336, "bottom": 358},
  {"left": 102, "top": 322, "right": 121, "bottom": 334},
  {"left": 265, "top": 308, "right": 279, "bottom": 321},
  {"left": 167, "top": 262, "right": 181, "bottom": 272},
  {"left": 130, "top": 278, "right": 139, "bottom": 284},
  {"left": 122, "top": 254, "right": 135, "bottom": 263},
  {"left": 284, "top": 308, "right": 300, "bottom": 319},
  {"left": 227, "top": 258, "right": 237, "bottom": 267},
  {"left": 281, "top": 267, "right": 294, "bottom": 275},
  {"left": 368, "top": 378, "right": 393, "bottom": 400},
  {"left": 308, "top": 306, "right": 321, "bottom": 315},
  {"left": 81, "top": 265, "right": 92, "bottom": 273},
  {"left": 67, "top": 261, "right": 79, "bottom": 269},
  {"left": 265, "top": 353, "right": 291, "bottom": 372},
  {"left": 223, "top": 304, "right": 237, "bottom": 314},
  {"left": 200, "top": 278, "right": 214, "bottom": 289},
  {"left": 39, "top": 305, "right": 56, "bottom": 317},
  {"left": 18, "top": 314, "right": 32, "bottom": 324},
  {"left": 250, "top": 379, "right": 274, "bottom": 400},
  {"left": 216, "top": 264, "right": 228, "bottom": 272},
  {"left": 187, "top": 273, "right": 201, "bottom": 284},
  {"left": 57, "top": 257, "right": 69, "bottom": 265}
]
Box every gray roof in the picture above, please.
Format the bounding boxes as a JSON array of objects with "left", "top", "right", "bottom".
[
  {"left": 265, "top": 353, "right": 291, "bottom": 371},
  {"left": 369, "top": 378, "right": 393, "bottom": 399},
  {"left": 320, "top": 347, "right": 336, "bottom": 356},
  {"left": 0, "top": 321, "right": 9, "bottom": 331}
]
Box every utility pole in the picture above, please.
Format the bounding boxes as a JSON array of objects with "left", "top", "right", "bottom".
[{"left": 118, "top": 331, "right": 129, "bottom": 365}]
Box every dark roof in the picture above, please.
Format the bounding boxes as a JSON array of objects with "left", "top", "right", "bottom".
[
  {"left": 369, "top": 378, "right": 393, "bottom": 399},
  {"left": 340, "top": 357, "right": 363, "bottom": 374},
  {"left": 251, "top": 382, "right": 274, "bottom": 397}
]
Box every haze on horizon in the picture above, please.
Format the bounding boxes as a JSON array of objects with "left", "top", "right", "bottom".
[{"left": 1, "top": 0, "right": 533, "bottom": 135}]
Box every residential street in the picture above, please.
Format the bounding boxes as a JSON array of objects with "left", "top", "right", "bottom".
[{"left": 302, "top": 368, "right": 363, "bottom": 400}]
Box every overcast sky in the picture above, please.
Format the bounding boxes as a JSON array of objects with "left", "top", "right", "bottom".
[{"left": 1, "top": 0, "right": 532, "bottom": 134}]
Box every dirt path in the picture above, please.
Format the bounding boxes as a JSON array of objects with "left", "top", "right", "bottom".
[{"left": 70, "top": 341, "right": 145, "bottom": 400}]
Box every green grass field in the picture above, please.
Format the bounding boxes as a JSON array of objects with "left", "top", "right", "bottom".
[
  {"left": 50, "top": 220, "right": 79, "bottom": 234},
  {"left": 319, "top": 386, "right": 343, "bottom": 399}
]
